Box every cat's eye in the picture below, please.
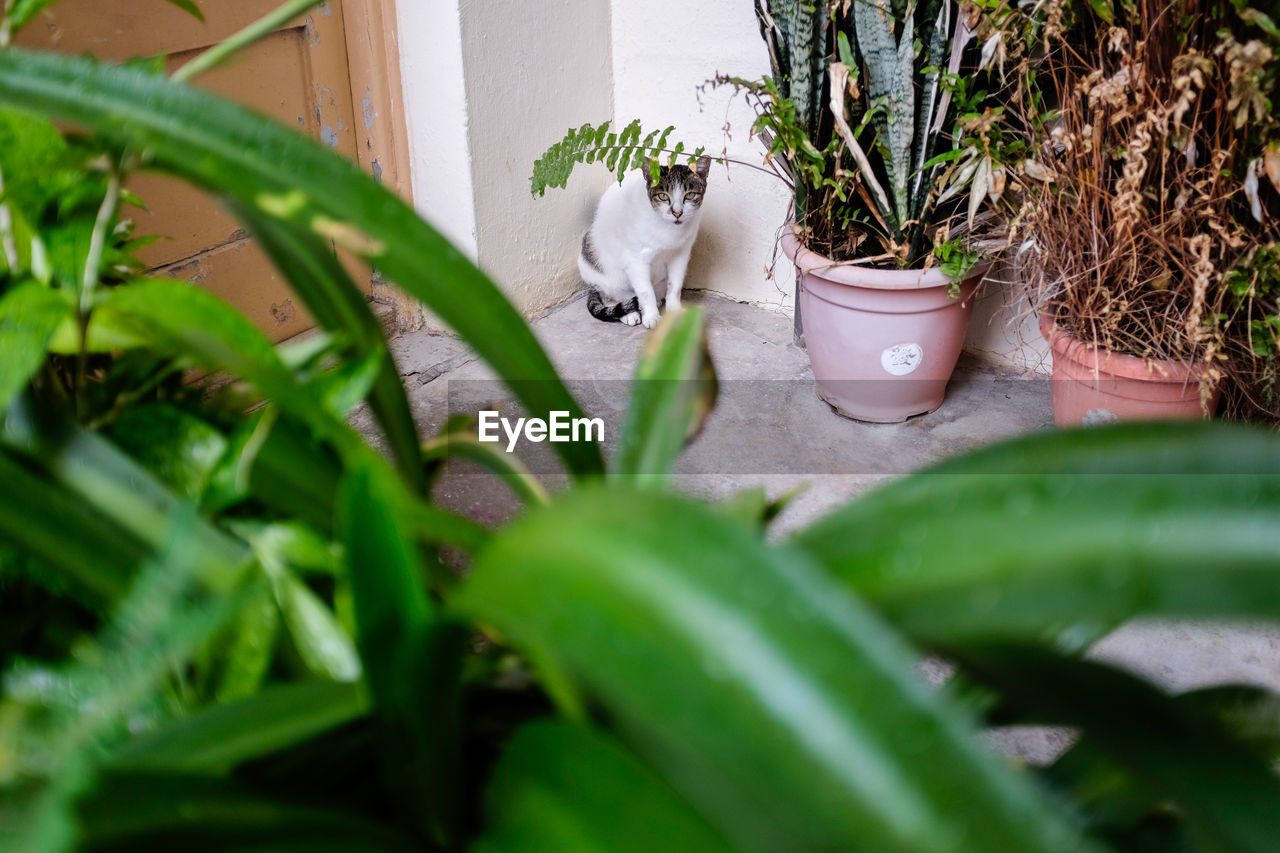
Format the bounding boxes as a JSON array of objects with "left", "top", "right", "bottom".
[
  {"left": 655, "top": 192, "right": 669, "bottom": 202},
  {"left": 686, "top": 193, "right": 701, "bottom": 202}
]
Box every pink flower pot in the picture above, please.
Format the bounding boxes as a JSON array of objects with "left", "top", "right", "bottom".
[
  {"left": 1039, "top": 310, "right": 1219, "bottom": 427},
  {"left": 782, "top": 232, "right": 983, "bottom": 423}
]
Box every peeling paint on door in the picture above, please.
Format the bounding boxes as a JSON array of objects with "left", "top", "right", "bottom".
[{"left": 362, "top": 87, "right": 377, "bottom": 130}]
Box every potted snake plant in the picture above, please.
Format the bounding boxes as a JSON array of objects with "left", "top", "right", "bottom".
[
  {"left": 531, "top": 1, "right": 1034, "bottom": 421},
  {"left": 738, "top": 0, "right": 1037, "bottom": 422}
]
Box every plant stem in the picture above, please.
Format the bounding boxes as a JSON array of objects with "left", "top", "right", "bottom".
[
  {"left": 75, "top": 164, "right": 121, "bottom": 416},
  {"left": 602, "top": 144, "right": 790, "bottom": 185},
  {"left": 174, "top": 0, "right": 322, "bottom": 82},
  {"left": 81, "top": 167, "right": 121, "bottom": 310},
  {"left": 0, "top": 164, "right": 18, "bottom": 272},
  {"left": 0, "top": 1, "right": 12, "bottom": 49}
]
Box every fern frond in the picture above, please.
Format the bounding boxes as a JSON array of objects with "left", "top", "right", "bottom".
[{"left": 530, "top": 119, "right": 692, "bottom": 196}]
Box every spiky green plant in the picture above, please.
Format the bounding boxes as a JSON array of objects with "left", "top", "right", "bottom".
[{"left": 749, "top": 0, "right": 1037, "bottom": 266}]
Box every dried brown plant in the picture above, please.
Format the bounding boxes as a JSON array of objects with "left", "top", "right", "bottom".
[{"left": 1018, "top": 0, "right": 1280, "bottom": 418}]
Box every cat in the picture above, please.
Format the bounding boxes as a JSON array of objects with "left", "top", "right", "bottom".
[{"left": 579, "top": 155, "right": 710, "bottom": 328}]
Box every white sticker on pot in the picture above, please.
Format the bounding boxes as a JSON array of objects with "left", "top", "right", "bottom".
[
  {"left": 881, "top": 343, "right": 924, "bottom": 376},
  {"left": 1082, "top": 408, "right": 1119, "bottom": 427}
]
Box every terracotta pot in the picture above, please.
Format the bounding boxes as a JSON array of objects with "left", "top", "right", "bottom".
[
  {"left": 1039, "top": 310, "right": 1219, "bottom": 427},
  {"left": 782, "top": 231, "right": 983, "bottom": 423}
]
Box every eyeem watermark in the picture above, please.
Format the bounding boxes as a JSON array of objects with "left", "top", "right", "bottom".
[{"left": 478, "top": 410, "right": 604, "bottom": 452}]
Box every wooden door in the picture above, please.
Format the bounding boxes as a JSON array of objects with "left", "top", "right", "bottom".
[{"left": 17, "top": 0, "right": 399, "bottom": 341}]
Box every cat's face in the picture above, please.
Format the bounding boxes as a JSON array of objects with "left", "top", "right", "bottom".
[{"left": 646, "top": 156, "right": 710, "bottom": 227}]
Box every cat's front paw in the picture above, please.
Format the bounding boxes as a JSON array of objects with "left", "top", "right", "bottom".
[
  {"left": 665, "top": 296, "right": 682, "bottom": 312},
  {"left": 641, "top": 312, "right": 659, "bottom": 329},
  {"left": 620, "top": 311, "right": 642, "bottom": 326}
]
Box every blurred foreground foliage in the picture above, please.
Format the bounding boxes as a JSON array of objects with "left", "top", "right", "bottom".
[{"left": 2, "top": 3, "right": 1280, "bottom": 852}]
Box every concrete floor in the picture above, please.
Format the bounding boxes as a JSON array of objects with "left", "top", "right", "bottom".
[
  {"left": 371, "top": 290, "right": 1057, "bottom": 529},
  {"left": 361, "top": 289, "right": 1280, "bottom": 762}
]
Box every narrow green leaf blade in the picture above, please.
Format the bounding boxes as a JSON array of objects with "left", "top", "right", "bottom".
[
  {"left": 229, "top": 200, "right": 423, "bottom": 492},
  {"left": 612, "top": 307, "right": 716, "bottom": 483},
  {"left": 4, "top": 0, "right": 59, "bottom": 32},
  {"left": 454, "top": 488, "right": 1096, "bottom": 853},
  {"left": 161, "top": 0, "right": 204, "bottom": 20},
  {"left": 101, "top": 279, "right": 331, "bottom": 432},
  {"left": 337, "top": 463, "right": 465, "bottom": 847},
  {"left": 958, "top": 645, "right": 1280, "bottom": 853},
  {"left": 274, "top": 571, "right": 361, "bottom": 682},
  {"left": 110, "top": 680, "right": 367, "bottom": 775},
  {"left": 0, "top": 446, "right": 139, "bottom": 600},
  {"left": 213, "top": 593, "right": 280, "bottom": 702},
  {"left": 0, "top": 49, "right": 602, "bottom": 477},
  {"left": 77, "top": 774, "right": 411, "bottom": 851},
  {"left": 792, "top": 422, "right": 1280, "bottom": 646},
  {"left": 1, "top": 396, "right": 250, "bottom": 595},
  {"left": 475, "top": 720, "right": 734, "bottom": 853},
  {"left": 422, "top": 429, "right": 550, "bottom": 508}
]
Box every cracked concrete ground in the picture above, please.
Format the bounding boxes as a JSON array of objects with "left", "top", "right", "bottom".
[{"left": 356, "top": 289, "right": 1280, "bottom": 763}]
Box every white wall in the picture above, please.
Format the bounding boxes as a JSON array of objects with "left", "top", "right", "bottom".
[
  {"left": 456, "top": 0, "right": 614, "bottom": 318},
  {"left": 394, "top": 0, "right": 478, "bottom": 262},
  {"left": 611, "top": 0, "right": 796, "bottom": 313},
  {"left": 963, "top": 259, "right": 1051, "bottom": 373}
]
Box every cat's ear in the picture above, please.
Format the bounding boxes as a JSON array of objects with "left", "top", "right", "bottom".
[{"left": 694, "top": 155, "right": 712, "bottom": 179}]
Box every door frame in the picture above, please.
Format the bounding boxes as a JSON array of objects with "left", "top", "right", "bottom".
[
  {"left": 341, "top": 0, "right": 422, "bottom": 330},
  {"left": 342, "top": 0, "right": 408, "bottom": 201}
]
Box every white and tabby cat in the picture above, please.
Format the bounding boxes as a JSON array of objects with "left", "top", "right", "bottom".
[{"left": 579, "top": 156, "right": 710, "bottom": 328}]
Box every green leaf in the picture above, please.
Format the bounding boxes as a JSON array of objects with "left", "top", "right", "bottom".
[
  {"left": 212, "top": 593, "right": 280, "bottom": 703},
  {"left": 422, "top": 418, "right": 550, "bottom": 509},
  {"left": 104, "top": 403, "right": 228, "bottom": 502},
  {"left": 1240, "top": 7, "right": 1280, "bottom": 39},
  {"left": 792, "top": 422, "right": 1280, "bottom": 647},
  {"left": 274, "top": 571, "right": 361, "bottom": 682},
  {"left": 305, "top": 349, "right": 381, "bottom": 419},
  {"left": 1, "top": 396, "right": 251, "bottom": 596},
  {"left": 611, "top": 307, "right": 716, "bottom": 484},
  {"left": 0, "top": 49, "right": 602, "bottom": 478},
  {"left": 45, "top": 298, "right": 149, "bottom": 354},
  {"left": 957, "top": 645, "right": 1280, "bottom": 853},
  {"left": 161, "top": 0, "right": 205, "bottom": 22},
  {"left": 110, "top": 680, "right": 367, "bottom": 776},
  {"left": 0, "top": 282, "right": 70, "bottom": 411},
  {"left": 337, "top": 463, "right": 466, "bottom": 847},
  {"left": 0, "top": 516, "right": 259, "bottom": 853},
  {"left": 399, "top": 496, "right": 493, "bottom": 554},
  {"left": 228, "top": 520, "right": 340, "bottom": 577},
  {"left": 204, "top": 411, "right": 342, "bottom": 532},
  {"left": 0, "top": 446, "right": 139, "bottom": 601},
  {"left": 76, "top": 773, "right": 411, "bottom": 851},
  {"left": 716, "top": 483, "right": 804, "bottom": 532},
  {"left": 227, "top": 200, "right": 423, "bottom": 492},
  {"left": 100, "top": 279, "right": 337, "bottom": 438},
  {"left": 837, "top": 31, "right": 856, "bottom": 68},
  {"left": 0, "top": 107, "right": 66, "bottom": 221},
  {"left": 1088, "top": 0, "right": 1116, "bottom": 26},
  {"left": 1177, "top": 685, "right": 1280, "bottom": 763},
  {"left": 474, "top": 720, "right": 734, "bottom": 853},
  {"left": 4, "top": 0, "right": 60, "bottom": 32},
  {"left": 851, "top": 0, "right": 915, "bottom": 226},
  {"left": 454, "top": 487, "right": 1095, "bottom": 853}
]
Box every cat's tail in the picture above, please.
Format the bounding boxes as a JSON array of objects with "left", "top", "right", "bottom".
[{"left": 586, "top": 288, "right": 641, "bottom": 323}]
